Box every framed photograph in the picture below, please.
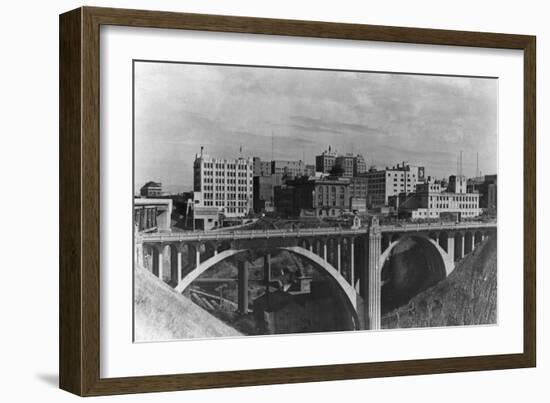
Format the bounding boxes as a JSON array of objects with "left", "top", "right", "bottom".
[{"left": 59, "top": 6, "right": 536, "bottom": 396}]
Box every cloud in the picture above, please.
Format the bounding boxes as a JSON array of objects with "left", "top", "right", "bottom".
[{"left": 134, "top": 61, "right": 497, "bottom": 192}]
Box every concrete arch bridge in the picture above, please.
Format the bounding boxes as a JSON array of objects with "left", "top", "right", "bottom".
[{"left": 136, "top": 219, "right": 496, "bottom": 330}]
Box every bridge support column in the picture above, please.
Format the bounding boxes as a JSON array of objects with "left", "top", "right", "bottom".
[
  {"left": 177, "top": 250, "right": 182, "bottom": 282},
  {"left": 157, "top": 248, "right": 164, "bottom": 281},
  {"left": 195, "top": 248, "right": 200, "bottom": 269},
  {"left": 337, "top": 242, "right": 341, "bottom": 273},
  {"left": 447, "top": 236, "right": 455, "bottom": 264},
  {"left": 263, "top": 254, "right": 271, "bottom": 286},
  {"left": 367, "top": 232, "right": 382, "bottom": 330},
  {"left": 350, "top": 241, "right": 355, "bottom": 287},
  {"left": 459, "top": 234, "right": 465, "bottom": 260},
  {"left": 323, "top": 244, "right": 327, "bottom": 262},
  {"left": 238, "top": 260, "right": 249, "bottom": 314},
  {"left": 360, "top": 221, "right": 382, "bottom": 331}
]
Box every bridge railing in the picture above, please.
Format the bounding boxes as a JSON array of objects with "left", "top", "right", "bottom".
[
  {"left": 140, "top": 226, "right": 368, "bottom": 242},
  {"left": 139, "top": 220, "right": 496, "bottom": 243},
  {"left": 379, "top": 220, "right": 497, "bottom": 233}
]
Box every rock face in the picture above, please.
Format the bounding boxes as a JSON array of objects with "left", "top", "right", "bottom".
[
  {"left": 382, "top": 236, "right": 497, "bottom": 329},
  {"left": 134, "top": 266, "right": 242, "bottom": 341}
]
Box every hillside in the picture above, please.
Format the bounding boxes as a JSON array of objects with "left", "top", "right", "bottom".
[
  {"left": 134, "top": 266, "right": 242, "bottom": 341},
  {"left": 382, "top": 236, "right": 497, "bottom": 329}
]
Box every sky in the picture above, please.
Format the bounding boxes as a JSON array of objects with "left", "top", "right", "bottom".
[{"left": 134, "top": 61, "right": 497, "bottom": 194}]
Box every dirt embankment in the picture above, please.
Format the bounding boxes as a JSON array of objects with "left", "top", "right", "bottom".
[
  {"left": 134, "top": 266, "right": 242, "bottom": 341},
  {"left": 382, "top": 236, "right": 497, "bottom": 329}
]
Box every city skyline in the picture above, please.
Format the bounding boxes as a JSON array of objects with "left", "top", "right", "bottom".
[{"left": 134, "top": 61, "right": 498, "bottom": 194}]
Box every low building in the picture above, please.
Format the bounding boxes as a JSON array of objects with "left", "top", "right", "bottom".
[
  {"left": 397, "top": 180, "right": 481, "bottom": 220},
  {"left": 140, "top": 181, "right": 162, "bottom": 197},
  {"left": 350, "top": 197, "right": 367, "bottom": 214},
  {"left": 274, "top": 177, "right": 350, "bottom": 217},
  {"left": 134, "top": 198, "right": 172, "bottom": 232},
  {"left": 305, "top": 164, "right": 316, "bottom": 177},
  {"left": 193, "top": 206, "right": 220, "bottom": 231},
  {"left": 271, "top": 160, "right": 305, "bottom": 178}
]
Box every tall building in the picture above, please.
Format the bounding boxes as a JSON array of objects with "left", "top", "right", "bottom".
[
  {"left": 271, "top": 160, "right": 305, "bottom": 178},
  {"left": 365, "top": 162, "right": 424, "bottom": 207},
  {"left": 353, "top": 154, "right": 367, "bottom": 176},
  {"left": 335, "top": 154, "right": 355, "bottom": 177},
  {"left": 140, "top": 181, "right": 162, "bottom": 197},
  {"left": 193, "top": 152, "right": 253, "bottom": 220},
  {"left": 448, "top": 175, "right": 467, "bottom": 194},
  {"left": 253, "top": 174, "right": 283, "bottom": 213},
  {"left": 315, "top": 146, "right": 337, "bottom": 173},
  {"left": 349, "top": 176, "right": 368, "bottom": 199},
  {"left": 253, "top": 157, "right": 272, "bottom": 177},
  {"left": 478, "top": 174, "right": 497, "bottom": 214}
]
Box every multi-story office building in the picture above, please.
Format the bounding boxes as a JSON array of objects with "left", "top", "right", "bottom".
[
  {"left": 335, "top": 154, "right": 355, "bottom": 177},
  {"left": 253, "top": 157, "right": 272, "bottom": 177},
  {"left": 397, "top": 179, "right": 481, "bottom": 220},
  {"left": 271, "top": 160, "right": 305, "bottom": 178},
  {"left": 354, "top": 154, "right": 367, "bottom": 176},
  {"left": 193, "top": 152, "right": 253, "bottom": 222},
  {"left": 315, "top": 147, "right": 337, "bottom": 174},
  {"left": 349, "top": 176, "right": 368, "bottom": 199},
  {"left": 140, "top": 181, "right": 162, "bottom": 197},
  {"left": 365, "top": 162, "right": 424, "bottom": 207}
]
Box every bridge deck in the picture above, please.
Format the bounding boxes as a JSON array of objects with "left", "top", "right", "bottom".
[{"left": 140, "top": 221, "right": 496, "bottom": 243}]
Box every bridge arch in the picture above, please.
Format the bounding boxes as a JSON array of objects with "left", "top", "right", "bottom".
[
  {"left": 174, "top": 246, "right": 361, "bottom": 329},
  {"left": 378, "top": 234, "right": 453, "bottom": 314}
]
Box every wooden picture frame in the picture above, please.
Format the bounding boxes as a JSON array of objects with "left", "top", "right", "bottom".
[{"left": 59, "top": 6, "right": 536, "bottom": 396}]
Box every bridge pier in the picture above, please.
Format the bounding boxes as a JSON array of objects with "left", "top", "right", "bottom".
[
  {"left": 177, "top": 249, "right": 182, "bottom": 282},
  {"left": 350, "top": 241, "right": 355, "bottom": 288},
  {"left": 337, "top": 242, "right": 342, "bottom": 273},
  {"left": 195, "top": 248, "right": 200, "bottom": 270},
  {"left": 359, "top": 221, "right": 382, "bottom": 331},
  {"left": 264, "top": 254, "right": 271, "bottom": 285},
  {"left": 447, "top": 236, "right": 455, "bottom": 264},
  {"left": 323, "top": 243, "right": 327, "bottom": 262},
  {"left": 156, "top": 248, "right": 164, "bottom": 280},
  {"left": 238, "top": 260, "right": 249, "bottom": 314}
]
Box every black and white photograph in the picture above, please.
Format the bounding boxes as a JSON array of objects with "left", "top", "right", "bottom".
[{"left": 133, "top": 61, "right": 498, "bottom": 342}]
